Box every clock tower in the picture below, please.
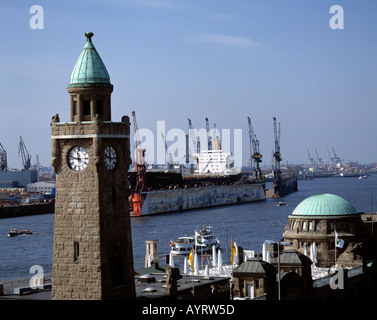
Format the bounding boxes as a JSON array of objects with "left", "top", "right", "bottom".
[{"left": 51, "top": 31, "right": 135, "bottom": 300}]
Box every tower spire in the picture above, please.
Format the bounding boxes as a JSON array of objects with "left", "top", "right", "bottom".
[
  {"left": 85, "top": 31, "right": 94, "bottom": 42},
  {"left": 67, "top": 31, "right": 113, "bottom": 122}
]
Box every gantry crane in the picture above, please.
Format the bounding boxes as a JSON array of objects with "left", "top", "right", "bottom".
[
  {"left": 332, "top": 147, "right": 342, "bottom": 167},
  {"left": 18, "top": 136, "right": 32, "bottom": 171},
  {"left": 306, "top": 148, "right": 315, "bottom": 168},
  {"left": 247, "top": 116, "right": 262, "bottom": 182},
  {"left": 315, "top": 149, "right": 322, "bottom": 168},
  {"left": 327, "top": 149, "right": 332, "bottom": 167}
]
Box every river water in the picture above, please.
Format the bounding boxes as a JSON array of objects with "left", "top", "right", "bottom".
[{"left": 1, "top": 175, "right": 376, "bottom": 280}]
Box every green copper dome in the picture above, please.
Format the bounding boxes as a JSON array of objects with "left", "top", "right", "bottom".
[
  {"left": 291, "top": 193, "right": 358, "bottom": 217},
  {"left": 68, "top": 31, "right": 113, "bottom": 88}
]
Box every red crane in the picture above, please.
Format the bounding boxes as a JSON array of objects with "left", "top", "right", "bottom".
[{"left": 131, "top": 111, "right": 146, "bottom": 216}]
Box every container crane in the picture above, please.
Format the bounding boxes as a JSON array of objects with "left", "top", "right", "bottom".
[
  {"left": 326, "top": 149, "right": 332, "bottom": 167},
  {"left": 332, "top": 147, "right": 342, "bottom": 167},
  {"left": 315, "top": 149, "right": 322, "bottom": 168},
  {"left": 306, "top": 148, "right": 315, "bottom": 168},
  {"left": 247, "top": 116, "right": 262, "bottom": 182},
  {"left": 18, "top": 136, "right": 31, "bottom": 171}
]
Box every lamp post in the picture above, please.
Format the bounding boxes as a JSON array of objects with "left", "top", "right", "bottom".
[{"left": 264, "top": 240, "right": 292, "bottom": 300}]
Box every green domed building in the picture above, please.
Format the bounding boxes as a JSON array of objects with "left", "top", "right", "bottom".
[{"left": 283, "top": 194, "right": 366, "bottom": 267}]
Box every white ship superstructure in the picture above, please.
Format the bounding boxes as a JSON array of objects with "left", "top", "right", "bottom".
[{"left": 194, "top": 149, "right": 235, "bottom": 175}]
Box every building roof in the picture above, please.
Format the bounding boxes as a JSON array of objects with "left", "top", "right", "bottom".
[
  {"left": 271, "top": 249, "right": 312, "bottom": 266},
  {"left": 291, "top": 193, "right": 358, "bottom": 217},
  {"left": 68, "top": 31, "right": 113, "bottom": 88},
  {"left": 134, "top": 272, "right": 230, "bottom": 299},
  {"left": 233, "top": 258, "right": 277, "bottom": 277}
]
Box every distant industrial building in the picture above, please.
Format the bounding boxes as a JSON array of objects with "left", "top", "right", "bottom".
[
  {"left": 0, "top": 170, "right": 38, "bottom": 188},
  {"left": 26, "top": 181, "right": 56, "bottom": 194}
]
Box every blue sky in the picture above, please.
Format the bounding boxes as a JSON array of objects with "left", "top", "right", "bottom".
[{"left": 0, "top": 0, "right": 376, "bottom": 168}]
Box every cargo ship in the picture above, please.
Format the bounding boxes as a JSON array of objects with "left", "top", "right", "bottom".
[
  {"left": 128, "top": 149, "right": 267, "bottom": 216},
  {"left": 273, "top": 174, "right": 298, "bottom": 198}
]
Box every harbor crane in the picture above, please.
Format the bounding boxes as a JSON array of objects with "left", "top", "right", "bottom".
[
  {"left": 132, "top": 111, "right": 146, "bottom": 171},
  {"left": 326, "top": 149, "right": 332, "bottom": 167},
  {"left": 18, "top": 136, "right": 31, "bottom": 171},
  {"left": 0, "top": 142, "right": 7, "bottom": 171},
  {"left": 273, "top": 117, "right": 282, "bottom": 174},
  {"left": 273, "top": 117, "right": 282, "bottom": 195},
  {"left": 188, "top": 118, "right": 200, "bottom": 154},
  {"left": 161, "top": 133, "right": 174, "bottom": 168},
  {"left": 131, "top": 111, "right": 146, "bottom": 190},
  {"left": 306, "top": 148, "right": 315, "bottom": 168},
  {"left": 131, "top": 111, "right": 146, "bottom": 216},
  {"left": 247, "top": 116, "right": 262, "bottom": 182},
  {"left": 331, "top": 147, "right": 342, "bottom": 167},
  {"left": 33, "top": 154, "right": 42, "bottom": 170},
  {"left": 315, "top": 149, "right": 322, "bottom": 168},
  {"left": 205, "top": 117, "right": 212, "bottom": 151}
]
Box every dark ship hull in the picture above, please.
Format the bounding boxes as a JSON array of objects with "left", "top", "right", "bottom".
[
  {"left": 128, "top": 171, "right": 251, "bottom": 190},
  {"left": 128, "top": 171, "right": 266, "bottom": 216},
  {"left": 273, "top": 175, "right": 298, "bottom": 198}
]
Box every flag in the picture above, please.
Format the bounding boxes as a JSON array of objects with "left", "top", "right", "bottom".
[
  {"left": 335, "top": 231, "right": 344, "bottom": 248},
  {"left": 195, "top": 231, "right": 205, "bottom": 246},
  {"left": 188, "top": 247, "right": 194, "bottom": 272},
  {"left": 231, "top": 240, "right": 236, "bottom": 264}
]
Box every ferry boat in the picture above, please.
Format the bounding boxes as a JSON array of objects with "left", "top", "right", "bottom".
[
  {"left": 7, "top": 229, "right": 32, "bottom": 237},
  {"left": 170, "top": 225, "right": 220, "bottom": 255},
  {"left": 170, "top": 236, "right": 194, "bottom": 255}
]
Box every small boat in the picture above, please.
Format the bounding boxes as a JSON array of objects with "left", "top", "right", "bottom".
[
  {"left": 170, "top": 225, "right": 220, "bottom": 255},
  {"left": 277, "top": 201, "right": 286, "bottom": 206},
  {"left": 170, "top": 236, "right": 194, "bottom": 255},
  {"left": 7, "top": 229, "right": 33, "bottom": 237}
]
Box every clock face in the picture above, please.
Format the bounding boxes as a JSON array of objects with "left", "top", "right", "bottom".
[
  {"left": 68, "top": 146, "right": 89, "bottom": 171},
  {"left": 104, "top": 146, "right": 117, "bottom": 170}
]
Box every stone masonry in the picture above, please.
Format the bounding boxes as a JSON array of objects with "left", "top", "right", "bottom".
[{"left": 51, "top": 116, "right": 135, "bottom": 299}]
